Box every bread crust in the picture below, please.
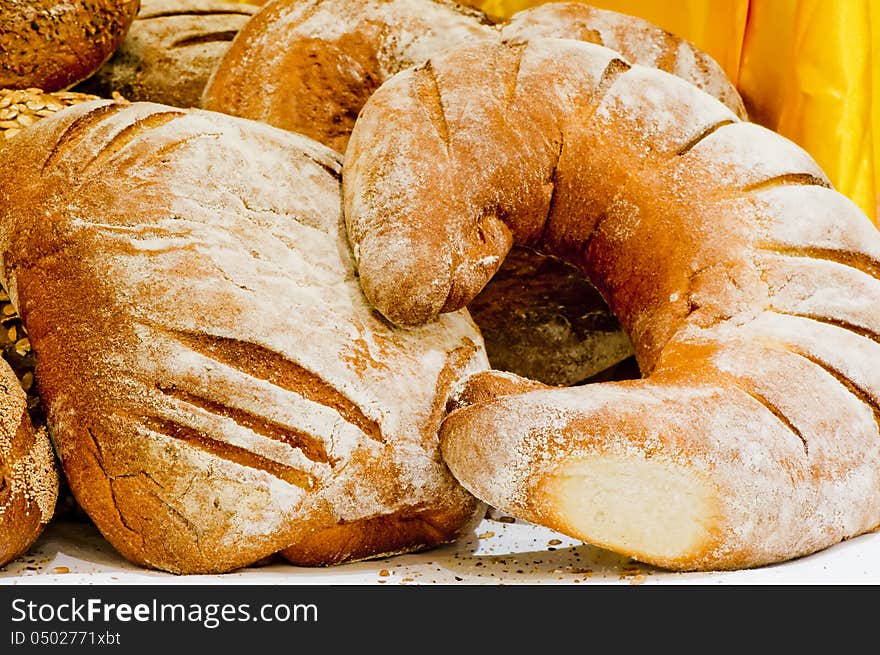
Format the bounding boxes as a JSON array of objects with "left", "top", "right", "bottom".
[
  {"left": 0, "top": 0, "right": 140, "bottom": 92},
  {"left": 0, "top": 100, "right": 486, "bottom": 573},
  {"left": 0, "top": 361, "right": 58, "bottom": 567},
  {"left": 344, "top": 38, "right": 880, "bottom": 569},
  {"left": 76, "top": 0, "right": 258, "bottom": 108}
]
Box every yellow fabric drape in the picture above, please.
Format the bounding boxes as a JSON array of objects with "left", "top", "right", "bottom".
[{"left": 476, "top": 0, "right": 878, "bottom": 223}]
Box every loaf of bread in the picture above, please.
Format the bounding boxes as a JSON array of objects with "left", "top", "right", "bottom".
[
  {"left": 76, "top": 0, "right": 258, "bottom": 108},
  {"left": 203, "top": 0, "right": 745, "bottom": 385},
  {"left": 0, "top": 100, "right": 487, "bottom": 574},
  {"left": 0, "top": 1, "right": 140, "bottom": 92},
  {"left": 344, "top": 38, "right": 880, "bottom": 570},
  {"left": 0, "top": 360, "right": 58, "bottom": 567}
]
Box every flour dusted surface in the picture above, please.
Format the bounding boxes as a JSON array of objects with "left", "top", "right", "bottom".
[{"left": 0, "top": 101, "right": 487, "bottom": 574}]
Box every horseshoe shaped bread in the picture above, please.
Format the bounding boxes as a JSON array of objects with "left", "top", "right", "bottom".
[
  {"left": 343, "top": 38, "right": 880, "bottom": 570},
  {"left": 0, "top": 100, "right": 486, "bottom": 574},
  {"left": 202, "top": 0, "right": 745, "bottom": 386}
]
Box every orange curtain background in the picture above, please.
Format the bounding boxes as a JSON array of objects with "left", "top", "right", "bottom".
[{"left": 474, "top": 0, "right": 877, "bottom": 224}]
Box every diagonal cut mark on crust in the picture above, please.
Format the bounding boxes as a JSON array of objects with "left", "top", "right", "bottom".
[
  {"left": 165, "top": 329, "right": 385, "bottom": 445},
  {"left": 143, "top": 416, "right": 315, "bottom": 489},
  {"left": 302, "top": 151, "right": 342, "bottom": 181},
  {"left": 506, "top": 43, "right": 527, "bottom": 108},
  {"left": 789, "top": 350, "right": 880, "bottom": 439},
  {"left": 743, "top": 173, "right": 831, "bottom": 193},
  {"left": 769, "top": 309, "right": 880, "bottom": 346},
  {"left": 41, "top": 102, "right": 128, "bottom": 174},
  {"left": 150, "top": 132, "right": 223, "bottom": 163},
  {"left": 157, "top": 384, "right": 336, "bottom": 466},
  {"left": 734, "top": 384, "right": 808, "bottom": 456},
  {"left": 586, "top": 57, "right": 631, "bottom": 121},
  {"left": 676, "top": 119, "right": 736, "bottom": 156},
  {"left": 139, "top": 9, "right": 255, "bottom": 19},
  {"left": 171, "top": 31, "right": 239, "bottom": 48},
  {"left": 413, "top": 61, "right": 450, "bottom": 152},
  {"left": 758, "top": 243, "right": 880, "bottom": 283},
  {"left": 536, "top": 134, "right": 564, "bottom": 248},
  {"left": 85, "top": 427, "right": 144, "bottom": 542},
  {"left": 81, "top": 111, "right": 186, "bottom": 176}
]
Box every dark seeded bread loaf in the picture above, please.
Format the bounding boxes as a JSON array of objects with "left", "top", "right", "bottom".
[{"left": 0, "top": 0, "right": 140, "bottom": 92}]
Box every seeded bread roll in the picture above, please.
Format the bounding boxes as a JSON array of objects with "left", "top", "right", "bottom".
[
  {"left": 76, "top": 0, "right": 258, "bottom": 108},
  {"left": 202, "top": 0, "right": 744, "bottom": 385},
  {"left": 0, "top": 0, "right": 140, "bottom": 92},
  {"left": 344, "top": 38, "right": 880, "bottom": 570},
  {"left": 0, "top": 100, "right": 487, "bottom": 574},
  {"left": 0, "top": 360, "right": 58, "bottom": 567}
]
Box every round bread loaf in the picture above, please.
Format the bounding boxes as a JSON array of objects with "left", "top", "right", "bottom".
[
  {"left": 76, "top": 0, "right": 258, "bottom": 108},
  {"left": 0, "top": 100, "right": 487, "bottom": 574},
  {"left": 0, "top": 1, "right": 140, "bottom": 92},
  {"left": 344, "top": 38, "right": 880, "bottom": 570},
  {"left": 0, "top": 360, "right": 58, "bottom": 567},
  {"left": 202, "top": 0, "right": 745, "bottom": 385}
]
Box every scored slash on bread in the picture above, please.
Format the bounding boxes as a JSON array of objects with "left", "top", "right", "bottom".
[
  {"left": 343, "top": 38, "right": 880, "bottom": 570},
  {"left": 0, "top": 99, "right": 488, "bottom": 574}
]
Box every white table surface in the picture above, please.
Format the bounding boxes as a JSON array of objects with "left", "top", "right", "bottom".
[{"left": 2, "top": 507, "right": 878, "bottom": 585}]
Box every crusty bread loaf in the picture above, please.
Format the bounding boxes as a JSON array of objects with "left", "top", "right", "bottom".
[
  {"left": 1, "top": 88, "right": 101, "bottom": 418},
  {"left": 0, "top": 100, "right": 487, "bottom": 574},
  {"left": 0, "top": 360, "right": 58, "bottom": 567},
  {"left": 203, "top": 0, "right": 495, "bottom": 153},
  {"left": 344, "top": 38, "right": 880, "bottom": 570},
  {"left": 76, "top": 0, "right": 258, "bottom": 108},
  {"left": 0, "top": 1, "right": 140, "bottom": 92},
  {"left": 202, "top": 0, "right": 744, "bottom": 385}
]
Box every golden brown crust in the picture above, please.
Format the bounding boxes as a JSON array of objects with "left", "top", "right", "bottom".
[
  {"left": 0, "top": 0, "right": 141, "bottom": 92},
  {"left": 202, "top": 0, "right": 494, "bottom": 153},
  {"left": 0, "top": 100, "right": 486, "bottom": 574},
  {"left": 0, "top": 361, "right": 58, "bottom": 567},
  {"left": 345, "top": 38, "right": 880, "bottom": 570},
  {"left": 76, "top": 0, "right": 258, "bottom": 108}
]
